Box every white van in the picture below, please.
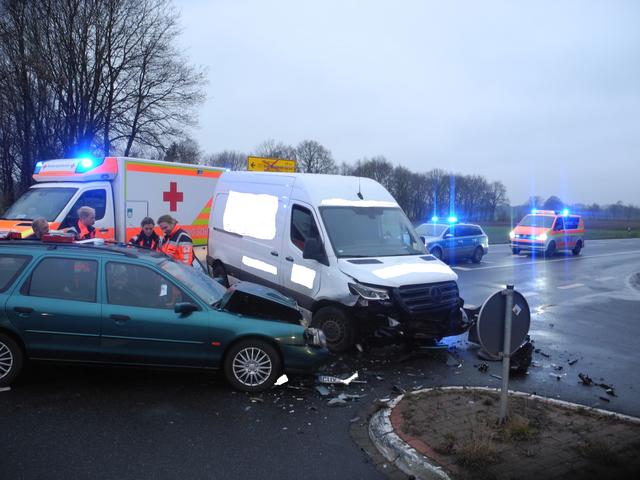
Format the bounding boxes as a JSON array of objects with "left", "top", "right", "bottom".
[{"left": 207, "top": 172, "right": 468, "bottom": 352}]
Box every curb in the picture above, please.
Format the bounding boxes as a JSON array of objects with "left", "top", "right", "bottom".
[{"left": 368, "top": 386, "right": 640, "bottom": 480}]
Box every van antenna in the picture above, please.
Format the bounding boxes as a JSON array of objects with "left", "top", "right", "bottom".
[{"left": 357, "top": 177, "right": 363, "bottom": 200}]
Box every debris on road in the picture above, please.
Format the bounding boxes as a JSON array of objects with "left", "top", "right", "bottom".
[
  {"left": 275, "top": 374, "right": 289, "bottom": 386},
  {"left": 317, "top": 371, "right": 358, "bottom": 385},
  {"left": 350, "top": 416, "right": 361, "bottom": 423},
  {"left": 249, "top": 397, "right": 264, "bottom": 403},
  {"left": 490, "top": 374, "right": 502, "bottom": 380},
  {"left": 598, "top": 396, "right": 611, "bottom": 403},
  {"left": 446, "top": 353, "right": 462, "bottom": 367},
  {"left": 535, "top": 348, "right": 550, "bottom": 358},
  {"left": 598, "top": 383, "right": 617, "bottom": 397},
  {"left": 552, "top": 364, "right": 564, "bottom": 371},
  {"left": 328, "top": 397, "right": 347, "bottom": 407},
  {"left": 568, "top": 359, "right": 579, "bottom": 366},
  {"left": 0, "top": 386, "right": 10, "bottom": 393},
  {"left": 315, "top": 386, "right": 331, "bottom": 397},
  {"left": 392, "top": 384, "right": 406, "bottom": 395},
  {"left": 476, "top": 362, "right": 489, "bottom": 373},
  {"left": 578, "top": 373, "right": 594, "bottom": 386}
]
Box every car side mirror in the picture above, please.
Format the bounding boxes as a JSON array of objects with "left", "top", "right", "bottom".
[
  {"left": 419, "top": 235, "right": 426, "bottom": 244},
  {"left": 444, "top": 233, "right": 453, "bottom": 239},
  {"left": 174, "top": 302, "right": 199, "bottom": 315},
  {"left": 302, "top": 238, "right": 328, "bottom": 266}
]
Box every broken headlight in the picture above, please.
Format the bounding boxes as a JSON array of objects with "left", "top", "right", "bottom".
[
  {"left": 348, "top": 282, "right": 390, "bottom": 301},
  {"left": 304, "top": 328, "right": 327, "bottom": 347}
]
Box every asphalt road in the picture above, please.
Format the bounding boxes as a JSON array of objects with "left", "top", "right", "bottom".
[{"left": 1, "top": 238, "right": 639, "bottom": 480}]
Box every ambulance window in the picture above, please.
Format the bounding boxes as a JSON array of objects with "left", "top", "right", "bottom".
[
  {"left": 565, "top": 217, "right": 580, "bottom": 229},
  {"left": 62, "top": 189, "right": 107, "bottom": 227},
  {"left": 291, "top": 205, "right": 320, "bottom": 251}
]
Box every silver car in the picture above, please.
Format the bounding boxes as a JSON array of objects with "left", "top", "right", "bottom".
[{"left": 415, "top": 222, "right": 489, "bottom": 263}]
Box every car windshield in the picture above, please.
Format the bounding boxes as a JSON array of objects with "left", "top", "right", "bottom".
[
  {"left": 2, "top": 187, "right": 78, "bottom": 221},
  {"left": 160, "top": 260, "right": 226, "bottom": 305},
  {"left": 519, "top": 215, "right": 555, "bottom": 228},
  {"left": 319, "top": 206, "right": 425, "bottom": 258},
  {"left": 416, "top": 223, "right": 448, "bottom": 237}
]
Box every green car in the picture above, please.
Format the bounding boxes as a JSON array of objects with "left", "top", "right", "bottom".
[{"left": 0, "top": 240, "right": 329, "bottom": 392}]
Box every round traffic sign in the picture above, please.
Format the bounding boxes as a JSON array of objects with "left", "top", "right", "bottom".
[{"left": 476, "top": 288, "right": 530, "bottom": 356}]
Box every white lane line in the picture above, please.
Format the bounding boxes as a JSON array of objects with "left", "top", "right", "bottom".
[
  {"left": 557, "top": 283, "right": 585, "bottom": 290},
  {"left": 453, "top": 250, "right": 640, "bottom": 271},
  {"left": 596, "top": 276, "right": 615, "bottom": 282},
  {"left": 452, "top": 266, "right": 472, "bottom": 271}
]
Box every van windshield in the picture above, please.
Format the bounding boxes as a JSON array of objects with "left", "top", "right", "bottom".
[
  {"left": 320, "top": 206, "right": 425, "bottom": 258},
  {"left": 519, "top": 215, "right": 555, "bottom": 228},
  {"left": 2, "top": 187, "right": 78, "bottom": 222}
]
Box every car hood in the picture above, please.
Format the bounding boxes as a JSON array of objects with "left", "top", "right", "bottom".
[
  {"left": 421, "top": 235, "right": 441, "bottom": 244},
  {"left": 514, "top": 226, "right": 550, "bottom": 236},
  {"left": 338, "top": 255, "right": 458, "bottom": 288}
]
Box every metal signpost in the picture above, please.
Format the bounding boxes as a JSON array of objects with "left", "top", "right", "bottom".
[
  {"left": 476, "top": 285, "right": 530, "bottom": 423},
  {"left": 247, "top": 156, "right": 296, "bottom": 172}
]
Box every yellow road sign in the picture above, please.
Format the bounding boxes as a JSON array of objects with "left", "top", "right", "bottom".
[{"left": 247, "top": 156, "right": 296, "bottom": 172}]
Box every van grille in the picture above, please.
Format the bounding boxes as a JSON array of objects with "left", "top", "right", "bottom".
[{"left": 394, "top": 281, "right": 459, "bottom": 314}]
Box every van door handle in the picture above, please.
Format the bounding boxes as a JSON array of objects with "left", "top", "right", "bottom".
[
  {"left": 270, "top": 251, "right": 279, "bottom": 257},
  {"left": 110, "top": 314, "right": 130, "bottom": 323},
  {"left": 285, "top": 256, "right": 294, "bottom": 262},
  {"left": 14, "top": 306, "right": 34, "bottom": 314},
  {"left": 99, "top": 228, "right": 109, "bottom": 233}
]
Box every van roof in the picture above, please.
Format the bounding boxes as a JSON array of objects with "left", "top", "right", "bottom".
[{"left": 219, "top": 172, "right": 398, "bottom": 207}]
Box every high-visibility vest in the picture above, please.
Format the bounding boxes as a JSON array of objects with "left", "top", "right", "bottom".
[
  {"left": 161, "top": 224, "right": 193, "bottom": 265},
  {"left": 130, "top": 230, "right": 160, "bottom": 250},
  {"left": 67, "top": 221, "right": 96, "bottom": 240}
]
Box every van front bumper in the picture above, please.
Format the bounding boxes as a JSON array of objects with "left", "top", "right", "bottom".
[{"left": 511, "top": 240, "right": 547, "bottom": 252}]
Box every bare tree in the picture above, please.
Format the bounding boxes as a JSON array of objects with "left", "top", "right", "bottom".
[
  {"left": 295, "top": 140, "right": 336, "bottom": 174},
  {"left": 351, "top": 156, "right": 393, "bottom": 190},
  {"left": 253, "top": 139, "right": 297, "bottom": 161},
  {"left": 163, "top": 136, "right": 201, "bottom": 164},
  {"left": 205, "top": 150, "right": 247, "bottom": 170}
]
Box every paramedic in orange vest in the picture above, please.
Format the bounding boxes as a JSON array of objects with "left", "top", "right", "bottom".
[
  {"left": 130, "top": 217, "right": 161, "bottom": 250},
  {"left": 68, "top": 206, "right": 96, "bottom": 240},
  {"left": 158, "top": 214, "right": 193, "bottom": 265}
]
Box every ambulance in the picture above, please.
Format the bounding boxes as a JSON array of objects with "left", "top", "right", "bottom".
[
  {"left": 510, "top": 209, "right": 585, "bottom": 256},
  {"left": 0, "top": 157, "right": 225, "bottom": 244}
]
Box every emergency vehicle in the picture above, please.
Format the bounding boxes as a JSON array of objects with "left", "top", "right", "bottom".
[
  {"left": 510, "top": 209, "right": 585, "bottom": 256},
  {"left": 0, "top": 157, "right": 225, "bottom": 245}
]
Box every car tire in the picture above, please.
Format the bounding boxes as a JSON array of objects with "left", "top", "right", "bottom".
[
  {"left": 0, "top": 333, "right": 23, "bottom": 387},
  {"left": 545, "top": 241, "right": 556, "bottom": 257},
  {"left": 572, "top": 241, "right": 583, "bottom": 256},
  {"left": 312, "top": 306, "right": 354, "bottom": 353},
  {"left": 471, "top": 246, "right": 484, "bottom": 264},
  {"left": 431, "top": 247, "right": 444, "bottom": 261},
  {"left": 224, "top": 338, "right": 281, "bottom": 392},
  {"left": 512, "top": 247, "right": 520, "bottom": 255},
  {"left": 210, "top": 261, "right": 230, "bottom": 288}
]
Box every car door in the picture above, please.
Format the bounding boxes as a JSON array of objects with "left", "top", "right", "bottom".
[
  {"left": 552, "top": 217, "right": 565, "bottom": 249},
  {"left": 443, "top": 227, "right": 462, "bottom": 261},
  {"left": 100, "top": 260, "right": 210, "bottom": 366},
  {"left": 463, "top": 225, "right": 482, "bottom": 256},
  {"left": 58, "top": 184, "right": 115, "bottom": 239},
  {"left": 280, "top": 203, "right": 323, "bottom": 308},
  {"left": 5, "top": 256, "right": 102, "bottom": 360}
]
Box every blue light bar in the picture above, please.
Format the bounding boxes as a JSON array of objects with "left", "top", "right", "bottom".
[
  {"left": 34, "top": 161, "right": 43, "bottom": 174},
  {"left": 447, "top": 216, "right": 458, "bottom": 223},
  {"left": 562, "top": 209, "right": 569, "bottom": 216},
  {"left": 431, "top": 216, "right": 439, "bottom": 222},
  {"left": 531, "top": 208, "right": 538, "bottom": 214},
  {"left": 75, "top": 156, "right": 104, "bottom": 173}
]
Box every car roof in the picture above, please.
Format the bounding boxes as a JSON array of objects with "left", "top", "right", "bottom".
[{"left": 0, "top": 240, "right": 167, "bottom": 263}]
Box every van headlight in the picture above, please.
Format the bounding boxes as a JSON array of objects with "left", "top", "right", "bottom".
[
  {"left": 348, "top": 282, "right": 390, "bottom": 301},
  {"left": 304, "top": 328, "right": 326, "bottom": 347},
  {"left": 537, "top": 233, "right": 548, "bottom": 241},
  {"left": 509, "top": 231, "right": 516, "bottom": 239}
]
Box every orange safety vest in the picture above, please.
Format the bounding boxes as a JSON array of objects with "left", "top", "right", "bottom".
[
  {"left": 161, "top": 224, "right": 193, "bottom": 265},
  {"left": 67, "top": 221, "right": 96, "bottom": 240}
]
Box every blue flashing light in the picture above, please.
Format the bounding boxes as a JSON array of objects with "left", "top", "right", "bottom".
[
  {"left": 562, "top": 209, "right": 569, "bottom": 216},
  {"left": 531, "top": 208, "right": 538, "bottom": 214},
  {"left": 431, "top": 216, "right": 439, "bottom": 222},
  {"left": 34, "top": 161, "right": 43, "bottom": 174},
  {"left": 75, "top": 156, "right": 104, "bottom": 173},
  {"left": 447, "top": 216, "right": 458, "bottom": 223}
]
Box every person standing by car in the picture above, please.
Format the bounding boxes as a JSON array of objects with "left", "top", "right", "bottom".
[
  {"left": 158, "top": 214, "right": 193, "bottom": 265},
  {"left": 129, "top": 217, "right": 161, "bottom": 250},
  {"left": 66, "top": 206, "right": 96, "bottom": 240},
  {"left": 25, "top": 217, "right": 49, "bottom": 240}
]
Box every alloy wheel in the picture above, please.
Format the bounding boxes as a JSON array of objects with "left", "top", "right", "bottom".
[
  {"left": 0, "top": 341, "right": 14, "bottom": 380},
  {"left": 232, "top": 347, "right": 273, "bottom": 387}
]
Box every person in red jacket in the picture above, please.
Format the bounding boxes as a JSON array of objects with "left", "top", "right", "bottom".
[
  {"left": 67, "top": 206, "right": 96, "bottom": 240},
  {"left": 129, "top": 217, "right": 161, "bottom": 250},
  {"left": 158, "top": 214, "right": 193, "bottom": 265}
]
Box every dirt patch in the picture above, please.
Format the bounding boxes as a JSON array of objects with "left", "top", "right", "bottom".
[{"left": 396, "top": 389, "right": 640, "bottom": 480}]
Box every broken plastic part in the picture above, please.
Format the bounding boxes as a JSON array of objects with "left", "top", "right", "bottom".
[
  {"left": 317, "top": 371, "right": 358, "bottom": 385},
  {"left": 275, "top": 374, "right": 288, "bottom": 386}
]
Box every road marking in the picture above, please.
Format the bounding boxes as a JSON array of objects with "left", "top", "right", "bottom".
[
  {"left": 453, "top": 250, "right": 640, "bottom": 271},
  {"left": 452, "top": 266, "right": 472, "bottom": 271},
  {"left": 557, "top": 283, "right": 585, "bottom": 290},
  {"left": 596, "top": 276, "right": 615, "bottom": 282}
]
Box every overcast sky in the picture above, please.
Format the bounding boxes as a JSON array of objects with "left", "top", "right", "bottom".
[{"left": 176, "top": 0, "right": 640, "bottom": 205}]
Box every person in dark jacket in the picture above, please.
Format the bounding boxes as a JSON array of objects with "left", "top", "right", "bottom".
[
  {"left": 66, "top": 206, "right": 96, "bottom": 240},
  {"left": 130, "top": 217, "right": 161, "bottom": 250},
  {"left": 25, "top": 217, "right": 49, "bottom": 240}
]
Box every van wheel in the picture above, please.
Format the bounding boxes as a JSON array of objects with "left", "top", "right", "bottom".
[
  {"left": 572, "top": 241, "right": 583, "bottom": 256},
  {"left": 545, "top": 241, "right": 556, "bottom": 257},
  {"left": 312, "top": 306, "right": 354, "bottom": 353},
  {"left": 0, "top": 333, "right": 23, "bottom": 387},
  {"left": 431, "top": 247, "right": 443, "bottom": 260},
  {"left": 210, "top": 261, "right": 230, "bottom": 288},
  {"left": 224, "top": 338, "right": 281, "bottom": 392},
  {"left": 471, "top": 246, "right": 484, "bottom": 264}
]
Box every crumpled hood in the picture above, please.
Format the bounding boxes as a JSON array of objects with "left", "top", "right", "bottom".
[{"left": 338, "top": 255, "right": 458, "bottom": 288}]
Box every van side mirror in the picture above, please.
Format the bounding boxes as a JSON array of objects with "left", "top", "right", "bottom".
[
  {"left": 302, "top": 238, "right": 328, "bottom": 266},
  {"left": 174, "top": 302, "right": 199, "bottom": 315}
]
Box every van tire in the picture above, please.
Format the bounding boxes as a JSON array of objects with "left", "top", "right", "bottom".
[
  {"left": 0, "top": 333, "right": 23, "bottom": 387},
  {"left": 545, "top": 241, "right": 556, "bottom": 257},
  {"left": 572, "top": 240, "right": 583, "bottom": 256},
  {"left": 210, "top": 261, "right": 230, "bottom": 288},
  {"left": 512, "top": 248, "right": 520, "bottom": 255},
  {"left": 312, "top": 306, "right": 354, "bottom": 353}
]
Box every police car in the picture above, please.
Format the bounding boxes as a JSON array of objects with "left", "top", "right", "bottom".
[
  {"left": 510, "top": 209, "right": 585, "bottom": 256},
  {"left": 416, "top": 217, "right": 489, "bottom": 264}
]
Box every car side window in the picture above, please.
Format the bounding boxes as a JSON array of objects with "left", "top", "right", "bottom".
[
  {"left": 565, "top": 217, "right": 580, "bottom": 230},
  {"left": 470, "top": 226, "right": 482, "bottom": 236},
  {"left": 25, "top": 257, "right": 97, "bottom": 302},
  {"left": 61, "top": 189, "right": 107, "bottom": 228},
  {"left": 0, "top": 255, "right": 32, "bottom": 293},
  {"left": 291, "top": 205, "right": 320, "bottom": 251},
  {"left": 106, "top": 262, "right": 191, "bottom": 310}
]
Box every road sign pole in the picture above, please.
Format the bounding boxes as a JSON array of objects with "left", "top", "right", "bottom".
[{"left": 499, "top": 284, "right": 515, "bottom": 423}]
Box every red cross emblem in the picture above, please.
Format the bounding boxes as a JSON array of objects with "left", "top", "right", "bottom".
[{"left": 163, "top": 182, "right": 184, "bottom": 212}]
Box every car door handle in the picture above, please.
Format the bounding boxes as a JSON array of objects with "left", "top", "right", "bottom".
[
  {"left": 99, "top": 228, "right": 110, "bottom": 233},
  {"left": 270, "top": 251, "right": 279, "bottom": 257},
  {"left": 285, "top": 256, "right": 294, "bottom": 262},
  {"left": 14, "top": 306, "right": 34, "bottom": 314},
  {"left": 110, "top": 314, "right": 130, "bottom": 323}
]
